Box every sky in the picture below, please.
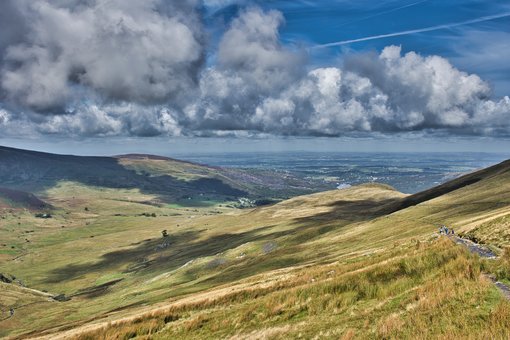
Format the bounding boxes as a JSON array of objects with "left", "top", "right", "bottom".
[{"left": 0, "top": 0, "right": 509, "bottom": 155}]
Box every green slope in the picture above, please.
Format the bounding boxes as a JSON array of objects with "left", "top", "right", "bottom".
[
  {"left": 1, "top": 152, "right": 509, "bottom": 339},
  {"left": 384, "top": 158, "right": 510, "bottom": 214}
]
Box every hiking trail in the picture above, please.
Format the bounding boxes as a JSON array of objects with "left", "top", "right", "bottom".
[{"left": 449, "top": 235, "right": 510, "bottom": 300}]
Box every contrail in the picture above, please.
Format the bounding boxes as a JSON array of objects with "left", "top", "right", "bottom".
[
  {"left": 336, "top": 0, "right": 431, "bottom": 28},
  {"left": 314, "top": 12, "right": 510, "bottom": 48}
]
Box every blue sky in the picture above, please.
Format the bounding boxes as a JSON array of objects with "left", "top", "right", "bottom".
[{"left": 207, "top": 0, "right": 510, "bottom": 96}]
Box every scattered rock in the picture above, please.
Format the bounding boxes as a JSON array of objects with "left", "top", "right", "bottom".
[
  {"left": 0, "top": 273, "right": 12, "bottom": 284},
  {"left": 207, "top": 258, "right": 227, "bottom": 269},
  {"left": 53, "top": 294, "right": 71, "bottom": 302},
  {"left": 35, "top": 213, "right": 52, "bottom": 219},
  {"left": 262, "top": 242, "right": 277, "bottom": 254},
  {"left": 155, "top": 240, "right": 171, "bottom": 251}
]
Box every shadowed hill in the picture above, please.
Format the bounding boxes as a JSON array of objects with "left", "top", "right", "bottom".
[
  {"left": 383, "top": 158, "right": 510, "bottom": 214},
  {"left": 0, "top": 188, "right": 51, "bottom": 210},
  {"left": 0, "top": 146, "right": 328, "bottom": 205},
  {"left": 0, "top": 146, "right": 244, "bottom": 197},
  {"left": 291, "top": 158, "right": 510, "bottom": 232}
]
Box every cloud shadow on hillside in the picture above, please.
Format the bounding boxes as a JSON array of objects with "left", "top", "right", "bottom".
[
  {"left": 45, "top": 226, "right": 286, "bottom": 285},
  {"left": 290, "top": 197, "right": 402, "bottom": 226},
  {"left": 44, "top": 197, "right": 400, "bottom": 288},
  {"left": 0, "top": 146, "right": 247, "bottom": 206}
]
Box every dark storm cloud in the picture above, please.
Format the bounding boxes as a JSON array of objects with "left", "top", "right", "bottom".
[
  {"left": 0, "top": 1, "right": 28, "bottom": 57},
  {"left": 0, "top": 4, "right": 508, "bottom": 138}
]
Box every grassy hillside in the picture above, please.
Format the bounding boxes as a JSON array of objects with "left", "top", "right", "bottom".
[
  {"left": 384, "top": 158, "right": 510, "bottom": 214},
  {"left": 462, "top": 213, "right": 510, "bottom": 249},
  {"left": 1, "top": 150, "right": 510, "bottom": 339},
  {"left": 73, "top": 239, "right": 510, "bottom": 340},
  {"left": 0, "top": 146, "right": 329, "bottom": 207},
  {"left": 0, "top": 183, "right": 404, "bottom": 338}
]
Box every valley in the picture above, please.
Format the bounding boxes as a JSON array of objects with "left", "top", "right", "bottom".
[{"left": 1, "top": 147, "right": 510, "bottom": 339}]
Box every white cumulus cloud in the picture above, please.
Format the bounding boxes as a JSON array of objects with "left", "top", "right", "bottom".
[{"left": 0, "top": 5, "right": 508, "bottom": 138}]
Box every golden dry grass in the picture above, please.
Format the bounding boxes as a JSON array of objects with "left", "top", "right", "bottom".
[{"left": 69, "top": 238, "right": 510, "bottom": 340}]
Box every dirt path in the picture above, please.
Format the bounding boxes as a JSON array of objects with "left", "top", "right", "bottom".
[
  {"left": 449, "top": 235, "right": 510, "bottom": 300},
  {"left": 491, "top": 277, "right": 510, "bottom": 300},
  {"left": 450, "top": 236, "right": 496, "bottom": 259}
]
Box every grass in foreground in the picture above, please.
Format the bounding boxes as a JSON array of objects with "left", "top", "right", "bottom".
[{"left": 76, "top": 238, "right": 510, "bottom": 339}]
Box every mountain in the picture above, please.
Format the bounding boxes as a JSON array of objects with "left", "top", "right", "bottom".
[
  {"left": 0, "top": 146, "right": 329, "bottom": 207},
  {"left": 1, "top": 149, "right": 510, "bottom": 339},
  {"left": 384, "top": 158, "right": 510, "bottom": 213}
]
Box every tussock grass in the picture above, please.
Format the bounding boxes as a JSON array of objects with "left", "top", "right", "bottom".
[
  {"left": 481, "top": 246, "right": 510, "bottom": 284},
  {"left": 76, "top": 312, "right": 179, "bottom": 340},
  {"left": 463, "top": 213, "right": 510, "bottom": 248},
  {"left": 76, "top": 238, "right": 510, "bottom": 339}
]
